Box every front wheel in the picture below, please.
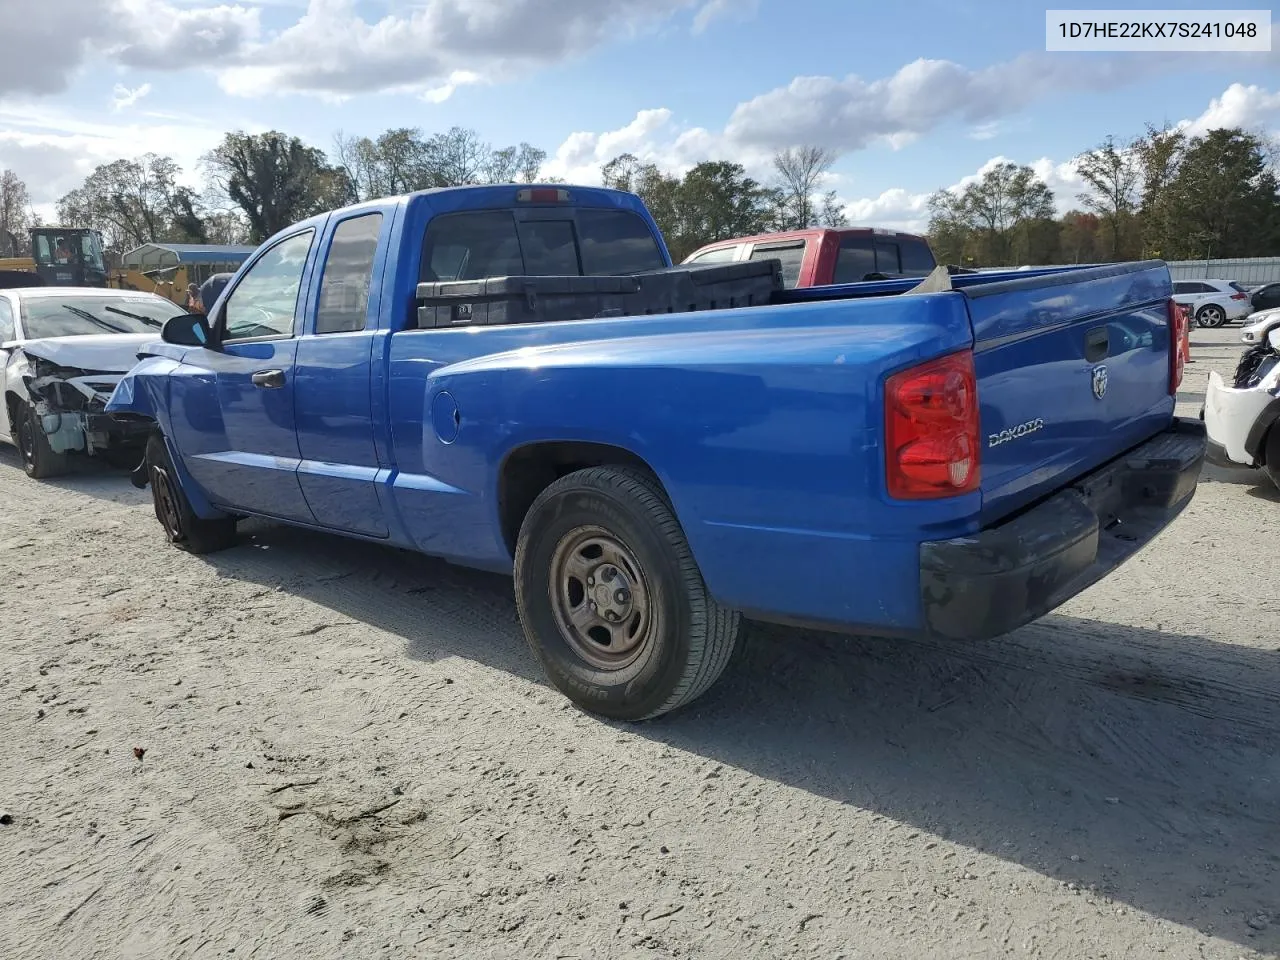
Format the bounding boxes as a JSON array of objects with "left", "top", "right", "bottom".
[
  {"left": 1263, "top": 426, "right": 1280, "bottom": 492},
  {"left": 1197, "top": 304, "right": 1227, "bottom": 328},
  {"left": 514, "top": 466, "right": 742, "bottom": 721},
  {"left": 14, "top": 400, "right": 69, "bottom": 479},
  {"left": 146, "top": 433, "right": 238, "bottom": 554}
]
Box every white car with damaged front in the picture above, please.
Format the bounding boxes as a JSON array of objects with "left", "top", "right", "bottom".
[
  {"left": 1203, "top": 325, "right": 1280, "bottom": 491},
  {"left": 0, "top": 287, "right": 187, "bottom": 479}
]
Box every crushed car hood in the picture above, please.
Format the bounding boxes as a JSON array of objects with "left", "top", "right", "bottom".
[{"left": 19, "top": 333, "right": 162, "bottom": 373}]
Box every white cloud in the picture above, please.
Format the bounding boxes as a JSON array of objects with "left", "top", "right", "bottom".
[
  {"left": 3, "top": 0, "right": 747, "bottom": 103},
  {"left": 968, "top": 121, "right": 1001, "bottom": 141},
  {"left": 1184, "top": 83, "right": 1280, "bottom": 136},
  {"left": 543, "top": 109, "right": 723, "bottom": 183},
  {"left": 0, "top": 0, "right": 260, "bottom": 98},
  {"left": 692, "top": 0, "right": 758, "bottom": 34},
  {"left": 0, "top": 104, "right": 255, "bottom": 215},
  {"left": 111, "top": 83, "right": 153, "bottom": 111},
  {"left": 214, "top": 0, "right": 701, "bottom": 100},
  {"left": 720, "top": 53, "right": 1171, "bottom": 154}
]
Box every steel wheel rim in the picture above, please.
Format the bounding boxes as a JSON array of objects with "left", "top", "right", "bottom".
[
  {"left": 150, "top": 463, "right": 183, "bottom": 541},
  {"left": 16, "top": 413, "right": 35, "bottom": 466},
  {"left": 549, "top": 525, "right": 653, "bottom": 671}
]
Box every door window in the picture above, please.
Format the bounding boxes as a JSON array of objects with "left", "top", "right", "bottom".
[
  {"left": 0, "top": 299, "right": 13, "bottom": 341},
  {"left": 222, "top": 230, "right": 315, "bottom": 341}
]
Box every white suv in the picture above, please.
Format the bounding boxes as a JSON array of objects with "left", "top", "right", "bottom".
[{"left": 1172, "top": 279, "right": 1253, "bottom": 327}]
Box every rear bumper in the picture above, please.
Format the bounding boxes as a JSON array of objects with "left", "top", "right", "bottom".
[{"left": 919, "top": 418, "right": 1206, "bottom": 641}]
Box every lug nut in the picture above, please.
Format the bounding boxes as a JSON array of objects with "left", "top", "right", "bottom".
[
  {"left": 587, "top": 576, "right": 595, "bottom": 587},
  {"left": 615, "top": 589, "right": 630, "bottom": 604}
]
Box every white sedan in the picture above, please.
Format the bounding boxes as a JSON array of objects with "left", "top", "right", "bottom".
[
  {"left": 1172, "top": 279, "right": 1254, "bottom": 327},
  {"left": 0, "top": 287, "right": 187, "bottom": 479}
]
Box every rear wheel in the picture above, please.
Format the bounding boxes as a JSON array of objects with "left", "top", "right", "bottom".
[
  {"left": 14, "top": 400, "right": 69, "bottom": 480},
  {"left": 146, "top": 433, "right": 237, "bottom": 554},
  {"left": 1197, "top": 304, "right": 1227, "bottom": 328},
  {"left": 514, "top": 466, "right": 741, "bottom": 721}
]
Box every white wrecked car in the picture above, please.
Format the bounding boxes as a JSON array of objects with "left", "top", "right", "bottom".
[
  {"left": 1204, "top": 319, "right": 1280, "bottom": 491},
  {"left": 0, "top": 287, "right": 188, "bottom": 478}
]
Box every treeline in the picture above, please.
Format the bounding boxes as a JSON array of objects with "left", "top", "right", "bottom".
[
  {"left": 3, "top": 119, "right": 1276, "bottom": 269},
  {"left": 929, "top": 125, "right": 1280, "bottom": 267},
  {"left": 0, "top": 128, "right": 851, "bottom": 262}
]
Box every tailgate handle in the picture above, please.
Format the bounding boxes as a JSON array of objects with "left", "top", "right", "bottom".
[
  {"left": 251, "top": 369, "right": 286, "bottom": 389},
  {"left": 1084, "top": 327, "right": 1110, "bottom": 363}
]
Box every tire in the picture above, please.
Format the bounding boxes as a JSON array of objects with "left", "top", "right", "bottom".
[
  {"left": 1263, "top": 426, "right": 1280, "bottom": 493},
  {"left": 146, "top": 432, "right": 238, "bottom": 554},
  {"left": 1197, "top": 304, "right": 1227, "bottom": 328},
  {"left": 14, "top": 400, "right": 69, "bottom": 479},
  {"left": 513, "top": 466, "right": 741, "bottom": 721}
]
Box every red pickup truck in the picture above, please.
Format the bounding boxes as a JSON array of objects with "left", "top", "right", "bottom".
[{"left": 683, "top": 227, "right": 938, "bottom": 289}]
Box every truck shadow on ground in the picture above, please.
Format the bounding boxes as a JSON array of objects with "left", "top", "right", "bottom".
[{"left": 207, "top": 520, "right": 1280, "bottom": 952}]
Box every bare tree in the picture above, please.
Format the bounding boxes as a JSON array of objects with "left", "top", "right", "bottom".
[
  {"left": 426, "top": 127, "right": 490, "bottom": 186},
  {"left": 772, "top": 145, "right": 837, "bottom": 229},
  {"left": 1076, "top": 135, "right": 1141, "bottom": 259},
  {"left": 515, "top": 143, "right": 547, "bottom": 183},
  {"left": 0, "top": 169, "right": 31, "bottom": 258}
]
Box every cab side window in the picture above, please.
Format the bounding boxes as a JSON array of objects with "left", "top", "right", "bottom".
[{"left": 316, "top": 214, "right": 383, "bottom": 335}]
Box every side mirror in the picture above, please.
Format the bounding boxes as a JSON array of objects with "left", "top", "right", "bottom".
[{"left": 161, "top": 313, "right": 213, "bottom": 347}]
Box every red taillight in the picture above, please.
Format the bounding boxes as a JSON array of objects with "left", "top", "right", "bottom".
[
  {"left": 516, "top": 188, "right": 571, "bottom": 203},
  {"left": 1168, "top": 298, "right": 1186, "bottom": 394},
  {"left": 885, "top": 350, "right": 980, "bottom": 499},
  {"left": 1231, "top": 292, "right": 1248, "bottom": 300}
]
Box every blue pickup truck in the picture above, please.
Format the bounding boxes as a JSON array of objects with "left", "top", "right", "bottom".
[{"left": 107, "top": 184, "right": 1205, "bottom": 720}]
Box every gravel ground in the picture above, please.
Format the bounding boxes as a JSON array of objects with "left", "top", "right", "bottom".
[{"left": 0, "top": 323, "right": 1277, "bottom": 960}]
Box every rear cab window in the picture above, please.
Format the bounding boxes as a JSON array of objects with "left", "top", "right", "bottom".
[
  {"left": 834, "top": 233, "right": 936, "bottom": 284},
  {"left": 748, "top": 242, "right": 806, "bottom": 288},
  {"left": 0, "top": 297, "right": 14, "bottom": 341},
  {"left": 420, "top": 208, "right": 665, "bottom": 283}
]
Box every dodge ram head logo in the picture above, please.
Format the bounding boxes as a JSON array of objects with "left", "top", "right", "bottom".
[{"left": 1091, "top": 364, "right": 1109, "bottom": 400}]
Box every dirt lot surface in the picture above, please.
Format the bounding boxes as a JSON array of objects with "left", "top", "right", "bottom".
[{"left": 1, "top": 324, "right": 1277, "bottom": 960}]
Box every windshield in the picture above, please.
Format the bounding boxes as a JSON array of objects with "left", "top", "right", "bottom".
[
  {"left": 21, "top": 296, "right": 186, "bottom": 339},
  {"left": 32, "top": 232, "right": 106, "bottom": 272}
]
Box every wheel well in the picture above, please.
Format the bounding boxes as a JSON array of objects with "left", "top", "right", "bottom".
[
  {"left": 498, "top": 441, "right": 658, "bottom": 554},
  {"left": 5, "top": 391, "right": 21, "bottom": 429}
]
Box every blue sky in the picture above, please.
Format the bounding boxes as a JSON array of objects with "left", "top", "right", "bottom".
[{"left": 1, "top": 0, "right": 1277, "bottom": 231}]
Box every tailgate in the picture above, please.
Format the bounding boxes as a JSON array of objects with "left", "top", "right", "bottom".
[{"left": 965, "top": 261, "right": 1176, "bottom": 522}]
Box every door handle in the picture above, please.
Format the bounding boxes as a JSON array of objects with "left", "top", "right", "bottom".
[{"left": 251, "top": 369, "right": 286, "bottom": 389}]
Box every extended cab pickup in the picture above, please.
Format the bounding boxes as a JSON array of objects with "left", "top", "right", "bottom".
[
  {"left": 107, "top": 185, "right": 1205, "bottom": 721},
  {"left": 683, "top": 227, "right": 938, "bottom": 288}
]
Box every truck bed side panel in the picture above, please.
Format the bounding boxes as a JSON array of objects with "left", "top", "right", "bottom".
[{"left": 384, "top": 293, "right": 977, "bottom": 631}]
